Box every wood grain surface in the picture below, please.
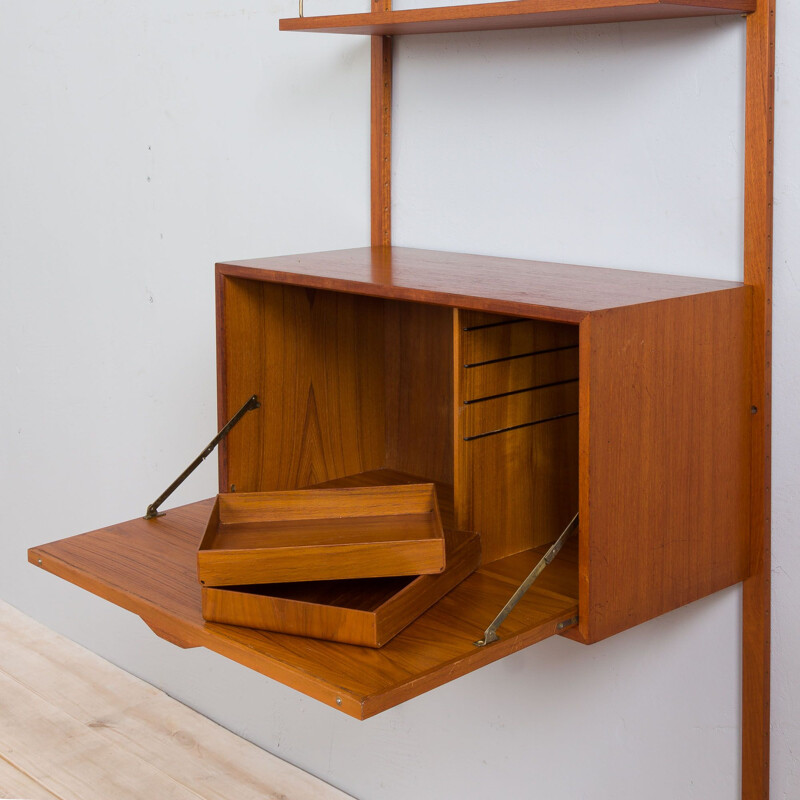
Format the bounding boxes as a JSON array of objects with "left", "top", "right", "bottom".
[
  {"left": 196, "top": 485, "right": 447, "bottom": 585},
  {"left": 455, "top": 310, "right": 579, "bottom": 561},
  {"left": 218, "top": 247, "right": 745, "bottom": 325},
  {"left": 456, "top": 415, "right": 579, "bottom": 562},
  {"left": 218, "top": 280, "right": 386, "bottom": 494},
  {"left": 29, "top": 471, "right": 578, "bottom": 720},
  {"left": 574, "top": 288, "right": 752, "bottom": 643},
  {"left": 201, "top": 528, "right": 480, "bottom": 647},
  {"left": 462, "top": 347, "right": 579, "bottom": 402},
  {"left": 459, "top": 313, "right": 578, "bottom": 365},
  {"left": 0, "top": 602, "right": 353, "bottom": 800},
  {"left": 384, "top": 301, "right": 454, "bottom": 485},
  {"left": 280, "top": 0, "right": 754, "bottom": 35},
  {"left": 218, "top": 279, "right": 456, "bottom": 493},
  {"left": 742, "top": 0, "right": 775, "bottom": 794},
  {"left": 370, "top": 18, "right": 391, "bottom": 246},
  {"left": 462, "top": 381, "right": 579, "bottom": 440}
]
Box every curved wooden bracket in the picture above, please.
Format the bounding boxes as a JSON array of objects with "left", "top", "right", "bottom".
[{"left": 142, "top": 617, "right": 200, "bottom": 649}]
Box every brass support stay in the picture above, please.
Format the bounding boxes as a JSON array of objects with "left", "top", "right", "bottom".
[
  {"left": 474, "top": 512, "right": 579, "bottom": 647},
  {"left": 144, "top": 394, "right": 260, "bottom": 520}
]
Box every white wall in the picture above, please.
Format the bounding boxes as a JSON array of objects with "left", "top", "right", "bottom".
[{"left": 1, "top": 2, "right": 798, "bottom": 798}]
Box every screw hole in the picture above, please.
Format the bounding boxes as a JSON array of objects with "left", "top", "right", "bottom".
[{"left": 751, "top": 406, "right": 758, "bottom": 415}]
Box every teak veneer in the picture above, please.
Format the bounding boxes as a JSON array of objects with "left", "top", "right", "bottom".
[
  {"left": 280, "top": 0, "right": 754, "bottom": 36},
  {"left": 214, "top": 250, "right": 751, "bottom": 644},
  {"left": 218, "top": 246, "right": 744, "bottom": 324},
  {"left": 201, "top": 528, "right": 481, "bottom": 647},
  {"left": 29, "top": 472, "right": 576, "bottom": 719},
  {"left": 197, "top": 484, "right": 447, "bottom": 586}
]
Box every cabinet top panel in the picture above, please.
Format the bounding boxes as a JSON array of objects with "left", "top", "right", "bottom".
[
  {"left": 218, "top": 246, "right": 744, "bottom": 323},
  {"left": 280, "top": 0, "right": 753, "bottom": 36}
]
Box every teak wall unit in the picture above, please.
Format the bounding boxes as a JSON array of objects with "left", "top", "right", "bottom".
[{"left": 29, "top": 1, "right": 774, "bottom": 797}]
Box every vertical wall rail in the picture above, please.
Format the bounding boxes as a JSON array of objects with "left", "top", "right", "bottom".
[
  {"left": 743, "top": 0, "right": 775, "bottom": 796},
  {"left": 370, "top": 0, "right": 392, "bottom": 246}
]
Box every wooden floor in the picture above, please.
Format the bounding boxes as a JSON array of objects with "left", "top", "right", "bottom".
[{"left": 0, "top": 601, "right": 352, "bottom": 800}]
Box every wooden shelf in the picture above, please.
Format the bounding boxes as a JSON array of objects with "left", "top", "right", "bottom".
[
  {"left": 29, "top": 471, "right": 579, "bottom": 720},
  {"left": 219, "top": 246, "right": 744, "bottom": 325},
  {"left": 280, "top": 0, "right": 753, "bottom": 36}
]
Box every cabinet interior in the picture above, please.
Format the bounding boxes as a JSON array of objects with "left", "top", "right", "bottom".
[{"left": 219, "top": 278, "right": 580, "bottom": 564}]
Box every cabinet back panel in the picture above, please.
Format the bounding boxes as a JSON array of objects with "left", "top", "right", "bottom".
[
  {"left": 218, "top": 279, "right": 386, "bottom": 492},
  {"left": 384, "top": 302, "right": 454, "bottom": 486}
]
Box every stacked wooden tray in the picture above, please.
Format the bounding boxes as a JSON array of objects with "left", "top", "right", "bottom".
[{"left": 198, "top": 483, "right": 481, "bottom": 647}]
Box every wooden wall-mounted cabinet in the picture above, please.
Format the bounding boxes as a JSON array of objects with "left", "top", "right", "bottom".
[
  {"left": 29, "top": 245, "right": 752, "bottom": 719},
  {"left": 217, "top": 246, "right": 752, "bottom": 645}
]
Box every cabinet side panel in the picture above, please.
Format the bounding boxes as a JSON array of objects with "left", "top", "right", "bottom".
[
  {"left": 384, "top": 301, "right": 454, "bottom": 486},
  {"left": 582, "top": 289, "right": 752, "bottom": 642},
  {"left": 216, "top": 267, "right": 231, "bottom": 491},
  {"left": 219, "top": 278, "right": 386, "bottom": 492},
  {"left": 218, "top": 276, "right": 264, "bottom": 491}
]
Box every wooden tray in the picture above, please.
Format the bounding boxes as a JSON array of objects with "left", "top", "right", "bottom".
[
  {"left": 201, "top": 529, "right": 481, "bottom": 647},
  {"left": 197, "top": 484, "right": 447, "bottom": 586}
]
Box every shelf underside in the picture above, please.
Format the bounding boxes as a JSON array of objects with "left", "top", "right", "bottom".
[
  {"left": 29, "top": 472, "right": 579, "bottom": 720},
  {"left": 280, "top": 0, "right": 753, "bottom": 36},
  {"left": 219, "top": 246, "right": 745, "bottom": 324}
]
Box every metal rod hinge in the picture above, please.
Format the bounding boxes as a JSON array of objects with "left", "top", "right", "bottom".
[
  {"left": 474, "top": 512, "right": 579, "bottom": 647},
  {"left": 144, "top": 394, "right": 260, "bottom": 520}
]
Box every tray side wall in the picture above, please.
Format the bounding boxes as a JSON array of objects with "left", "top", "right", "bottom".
[
  {"left": 217, "top": 484, "right": 439, "bottom": 523},
  {"left": 197, "top": 538, "right": 446, "bottom": 586},
  {"left": 202, "top": 586, "right": 380, "bottom": 646}
]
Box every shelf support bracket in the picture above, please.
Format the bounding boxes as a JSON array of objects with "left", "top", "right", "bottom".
[
  {"left": 144, "top": 394, "right": 261, "bottom": 520},
  {"left": 474, "top": 512, "right": 578, "bottom": 646}
]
